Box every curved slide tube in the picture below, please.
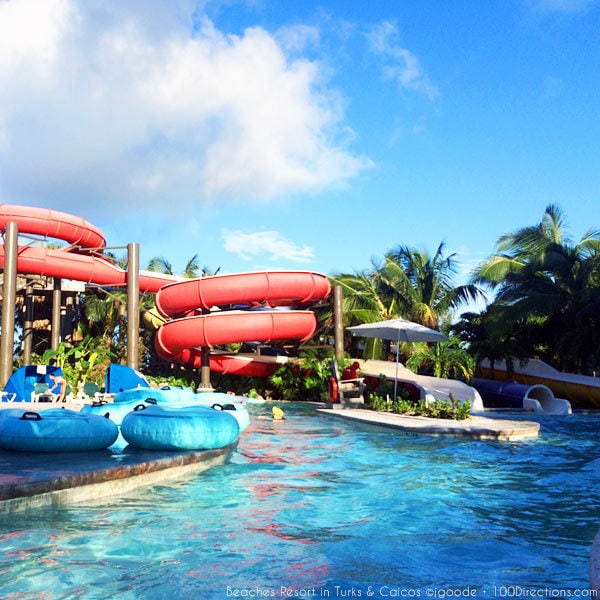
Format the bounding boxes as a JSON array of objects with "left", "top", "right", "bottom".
[
  {"left": 0, "top": 204, "right": 331, "bottom": 376},
  {"left": 0, "top": 245, "right": 181, "bottom": 293},
  {"left": 471, "top": 378, "right": 572, "bottom": 415},
  {"left": 155, "top": 309, "right": 318, "bottom": 367},
  {"left": 359, "top": 359, "right": 485, "bottom": 413},
  {"left": 479, "top": 358, "right": 600, "bottom": 408},
  {"left": 153, "top": 270, "right": 331, "bottom": 372},
  {"left": 0, "top": 204, "right": 106, "bottom": 249},
  {"left": 156, "top": 270, "right": 331, "bottom": 315},
  {"left": 0, "top": 204, "right": 182, "bottom": 292}
]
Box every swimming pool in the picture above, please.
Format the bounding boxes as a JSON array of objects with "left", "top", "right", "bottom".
[{"left": 0, "top": 403, "right": 598, "bottom": 598}]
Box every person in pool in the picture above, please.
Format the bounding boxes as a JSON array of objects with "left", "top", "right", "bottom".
[{"left": 258, "top": 407, "right": 285, "bottom": 421}]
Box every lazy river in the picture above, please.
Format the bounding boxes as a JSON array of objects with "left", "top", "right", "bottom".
[{"left": 0, "top": 404, "right": 598, "bottom": 598}]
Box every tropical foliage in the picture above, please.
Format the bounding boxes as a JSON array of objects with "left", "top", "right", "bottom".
[
  {"left": 4, "top": 202, "right": 598, "bottom": 402},
  {"left": 469, "top": 204, "right": 600, "bottom": 374},
  {"left": 84, "top": 289, "right": 128, "bottom": 349},
  {"left": 380, "top": 243, "right": 483, "bottom": 329},
  {"left": 146, "top": 254, "right": 220, "bottom": 278},
  {"left": 405, "top": 336, "right": 475, "bottom": 381},
  {"left": 331, "top": 242, "right": 483, "bottom": 360},
  {"left": 269, "top": 347, "right": 334, "bottom": 402},
  {"left": 368, "top": 394, "right": 471, "bottom": 421},
  {"left": 31, "top": 338, "right": 115, "bottom": 388}
]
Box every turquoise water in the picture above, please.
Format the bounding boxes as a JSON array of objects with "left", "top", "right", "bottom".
[{"left": 0, "top": 404, "right": 599, "bottom": 598}]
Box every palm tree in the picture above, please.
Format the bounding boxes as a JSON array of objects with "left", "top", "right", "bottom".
[
  {"left": 146, "top": 254, "right": 221, "bottom": 279},
  {"left": 146, "top": 256, "right": 175, "bottom": 275},
  {"left": 83, "top": 289, "right": 127, "bottom": 347},
  {"left": 450, "top": 309, "right": 527, "bottom": 376},
  {"left": 331, "top": 269, "right": 401, "bottom": 358},
  {"left": 406, "top": 336, "right": 475, "bottom": 381},
  {"left": 472, "top": 204, "right": 600, "bottom": 373},
  {"left": 331, "top": 242, "right": 484, "bottom": 360},
  {"left": 380, "top": 242, "right": 484, "bottom": 329}
]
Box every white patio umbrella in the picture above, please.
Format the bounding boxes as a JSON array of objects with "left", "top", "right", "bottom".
[{"left": 347, "top": 318, "right": 448, "bottom": 401}]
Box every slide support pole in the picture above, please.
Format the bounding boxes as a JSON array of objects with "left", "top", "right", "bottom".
[
  {"left": 200, "top": 346, "right": 212, "bottom": 390},
  {"left": 0, "top": 222, "right": 18, "bottom": 388},
  {"left": 22, "top": 281, "right": 33, "bottom": 364},
  {"left": 51, "top": 278, "right": 62, "bottom": 350},
  {"left": 126, "top": 243, "right": 140, "bottom": 370},
  {"left": 333, "top": 285, "right": 344, "bottom": 363}
]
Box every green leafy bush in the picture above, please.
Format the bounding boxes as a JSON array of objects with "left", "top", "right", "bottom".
[
  {"left": 269, "top": 347, "right": 334, "bottom": 402},
  {"left": 31, "top": 337, "right": 115, "bottom": 388},
  {"left": 146, "top": 373, "right": 197, "bottom": 390},
  {"left": 367, "top": 394, "right": 472, "bottom": 421}
]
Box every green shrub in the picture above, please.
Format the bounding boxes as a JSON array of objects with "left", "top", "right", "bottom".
[
  {"left": 367, "top": 395, "right": 472, "bottom": 420},
  {"left": 368, "top": 394, "right": 389, "bottom": 412},
  {"left": 146, "top": 373, "right": 197, "bottom": 390},
  {"left": 391, "top": 397, "right": 418, "bottom": 415},
  {"left": 269, "top": 347, "right": 334, "bottom": 402}
]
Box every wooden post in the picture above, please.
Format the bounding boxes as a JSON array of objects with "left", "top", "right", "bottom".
[
  {"left": 126, "top": 242, "right": 140, "bottom": 369},
  {"left": 200, "top": 346, "right": 212, "bottom": 390},
  {"left": 22, "top": 280, "right": 33, "bottom": 364},
  {"left": 333, "top": 285, "right": 344, "bottom": 362},
  {"left": 0, "top": 222, "right": 18, "bottom": 387},
  {"left": 51, "top": 278, "right": 62, "bottom": 350}
]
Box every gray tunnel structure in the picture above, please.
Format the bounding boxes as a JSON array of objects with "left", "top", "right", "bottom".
[{"left": 472, "top": 378, "right": 572, "bottom": 415}]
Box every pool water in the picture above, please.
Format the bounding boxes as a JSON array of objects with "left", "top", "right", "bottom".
[{"left": 0, "top": 404, "right": 598, "bottom": 598}]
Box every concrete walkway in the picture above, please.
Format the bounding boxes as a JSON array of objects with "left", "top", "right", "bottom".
[
  {"left": 0, "top": 402, "right": 241, "bottom": 513},
  {"left": 0, "top": 441, "right": 237, "bottom": 514},
  {"left": 318, "top": 407, "right": 540, "bottom": 441}
]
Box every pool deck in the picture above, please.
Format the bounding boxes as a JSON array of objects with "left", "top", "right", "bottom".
[
  {"left": 0, "top": 401, "right": 243, "bottom": 513},
  {"left": 317, "top": 406, "right": 541, "bottom": 441},
  {"left": 0, "top": 441, "right": 238, "bottom": 514}
]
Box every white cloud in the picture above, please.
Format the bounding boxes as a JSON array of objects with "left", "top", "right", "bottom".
[
  {"left": 222, "top": 229, "right": 315, "bottom": 264},
  {"left": 276, "top": 24, "right": 321, "bottom": 54},
  {"left": 0, "top": 0, "right": 371, "bottom": 216},
  {"left": 0, "top": 0, "right": 74, "bottom": 71},
  {"left": 366, "top": 20, "right": 437, "bottom": 101}
]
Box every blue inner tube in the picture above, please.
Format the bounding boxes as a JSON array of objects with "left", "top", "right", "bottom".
[
  {"left": 127, "top": 390, "right": 251, "bottom": 432},
  {"left": 0, "top": 408, "right": 119, "bottom": 452},
  {"left": 81, "top": 397, "right": 157, "bottom": 426},
  {"left": 209, "top": 402, "right": 250, "bottom": 432},
  {"left": 121, "top": 404, "right": 239, "bottom": 451},
  {"left": 90, "top": 389, "right": 250, "bottom": 432}
]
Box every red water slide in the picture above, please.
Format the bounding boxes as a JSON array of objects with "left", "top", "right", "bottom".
[
  {"left": 0, "top": 204, "right": 181, "bottom": 292},
  {"left": 0, "top": 204, "right": 331, "bottom": 376}
]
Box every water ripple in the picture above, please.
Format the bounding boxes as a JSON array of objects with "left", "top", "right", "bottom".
[{"left": 0, "top": 404, "right": 599, "bottom": 597}]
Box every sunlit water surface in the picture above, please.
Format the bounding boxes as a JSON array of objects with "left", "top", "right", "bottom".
[{"left": 0, "top": 404, "right": 599, "bottom": 599}]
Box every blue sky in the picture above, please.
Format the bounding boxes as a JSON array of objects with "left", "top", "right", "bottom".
[{"left": 1, "top": 0, "right": 598, "bottom": 308}]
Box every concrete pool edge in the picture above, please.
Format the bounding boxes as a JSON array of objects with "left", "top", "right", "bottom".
[
  {"left": 317, "top": 407, "right": 540, "bottom": 441},
  {"left": 0, "top": 441, "right": 238, "bottom": 514}
]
